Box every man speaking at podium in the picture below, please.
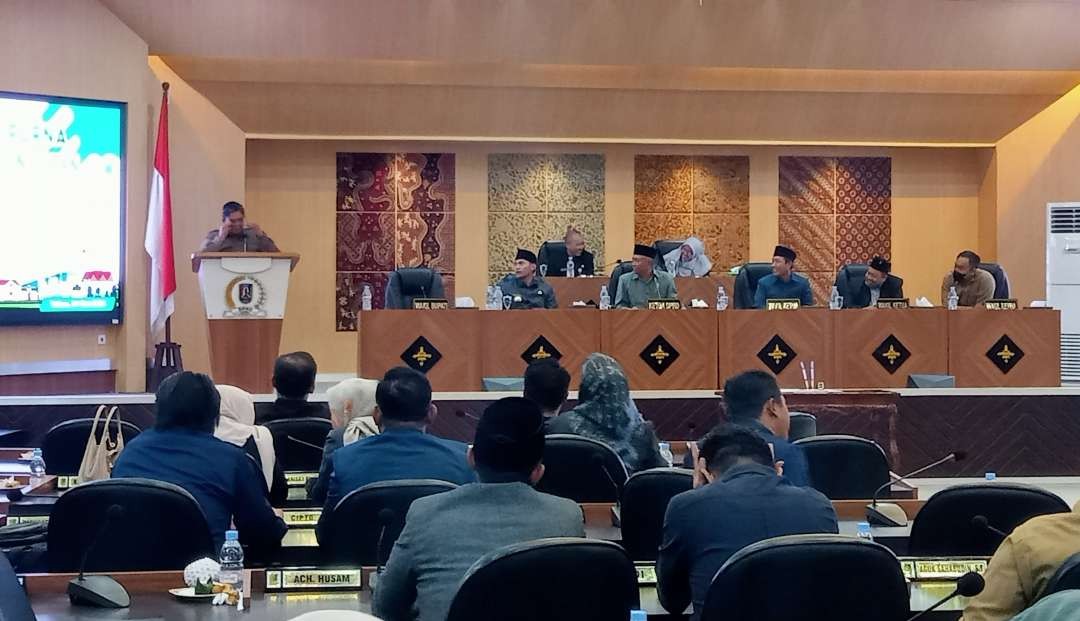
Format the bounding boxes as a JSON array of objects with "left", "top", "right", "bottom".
[{"left": 199, "top": 201, "right": 280, "bottom": 253}]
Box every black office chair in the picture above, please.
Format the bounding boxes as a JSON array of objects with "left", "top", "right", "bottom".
[
  {"left": 384, "top": 267, "right": 446, "bottom": 309},
  {"left": 794, "top": 435, "right": 890, "bottom": 500},
  {"left": 620, "top": 467, "right": 693, "bottom": 561},
  {"left": 0, "top": 552, "right": 35, "bottom": 621},
  {"left": 264, "top": 417, "right": 333, "bottom": 471},
  {"left": 1039, "top": 552, "right": 1080, "bottom": 602},
  {"left": 536, "top": 435, "right": 629, "bottom": 503},
  {"left": 47, "top": 478, "right": 214, "bottom": 572},
  {"left": 732, "top": 262, "right": 773, "bottom": 309},
  {"left": 908, "top": 483, "right": 1069, "bottom": 557},
  {"left": 834, "top": 264, "right": 868, "bottom": 307},
  {"left": 608, "top": 261, "right": 634, "bottom": 304},
  {"left": 538, "top": 240, "right": 568, "bottom": 276},
  {"left": 41, "top": 417, "right": 142, "bottom": 475},
  {"left": 652, "top": 239, "right": 684, "bottom": 272},
  {"left": 700, "top": 534, "right": 909, "bottom": 621},
  {"left": 979, "top": 262, "right": 1011, "bottom": 299},
  {"left": 446, "top": 538, "right": 640, "bottom": 621},
  {"left": 317, "top": 479, "right": 457, "bottom": 565},
  {"left": 788, "top": 412, "right": 818, "bottom": 442}
]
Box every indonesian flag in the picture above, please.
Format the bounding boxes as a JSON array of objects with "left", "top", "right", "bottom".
[{"left": 145, "top": 86, "right": 176, "bottom": 337}]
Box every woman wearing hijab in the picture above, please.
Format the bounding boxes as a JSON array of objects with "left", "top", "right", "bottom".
[
  {"left": 546, "top": 353, "right": 666, "bottom": 473},
  {"left": 663, "top": 236, "right": 713, "bottom": 277},
  {"left": 215, "top": 385, "right": 288, "bottom": 506},
  {"left": 308, "top": 378, "right": 380, "bottom": 504}
]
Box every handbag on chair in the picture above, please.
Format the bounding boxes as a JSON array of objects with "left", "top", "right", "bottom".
[{"left": 77, "top": 405, "right": 126, "bottom": 483}]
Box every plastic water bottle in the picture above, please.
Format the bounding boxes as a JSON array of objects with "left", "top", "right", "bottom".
[
  {"left": 658, "top": 442, "right": 674, "bottom": 467},
  {"left": 219, "top": 530, "right": 245, "bottom": 597},
  {"left": 947, "top": 286, "right": 959, "bottom": 311},
  {"left": 716, "top": 284, "right": 729, "bottom": 311},
  {"left": 856, "top": 521, "right": 874, "bottom": 542},
  {"left": 361, "top": 284, "right": 373, "bottom": 311},
  {"left": 630, "top": 610, "right": 648, "bottom": 621},
  {"left": 599, "top": 285, "right": 611, "bottom": 310},
  {"left": 985, "top": 472, "right": 997, "bottom": 482},
  {"left": 566, "top": 256, "right": 575, "bottom": 278},
  {"left": 829, "top": 286, "right": 841, "bottom": 310},
  {"left": 30, "top": 448, "right": 46, "bottom": 477}
]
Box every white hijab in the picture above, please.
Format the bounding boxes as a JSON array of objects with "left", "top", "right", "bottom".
[
  {"left": 663, "top": 236, "right": 713, "bottom": 277},
  {"left": 215, "top": 384, "right": 276, "bottom": 489}
]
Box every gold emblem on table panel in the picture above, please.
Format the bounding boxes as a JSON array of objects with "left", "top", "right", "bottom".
[
  {"left": 872, "top": 334, "right": 911, "bottom": 374},
  {"left": 756, "top": 335, "right": 796, "bottom": 374},
  {"left": 400, "top": 336, "right": 443, "bottom": 373},
  {"left": 521, "top": 336, "right": 563, "bottom": 364},
  {"left": 986, "top": 335, "right": 1024, "bottom": 374},
  {"left": 639, "top": 335, "right": 680, "bottom": 376}
]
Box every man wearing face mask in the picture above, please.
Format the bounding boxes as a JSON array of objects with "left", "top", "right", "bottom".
[
  {"left": 848, "top": 256, "right": 904, "bottom": 308},
  {"left": 941, "top": 250, "right": 996, "bottom": 307}
]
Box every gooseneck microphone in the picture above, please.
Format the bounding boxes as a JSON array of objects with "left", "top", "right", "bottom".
[
  {"left": 905, "top": 571, "right": 985, "bottom": 621},
  {"left": 287, "top": 435, "right": 325, "bottom": 452},
  {"left": 972, "top": 515, "right": 1009, "bottom": 539},
  {"left": 866, "top": 451, "right": 967, "bottom": 527},
  {"left": 375, "top": 508, "right": 397, "bottom": 573},
  {"left": 68, "top": 504, "right": 131, "bottom": 608}
]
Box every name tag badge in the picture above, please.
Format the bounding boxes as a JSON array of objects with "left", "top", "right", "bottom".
[
  {"left": 411, "top": 298, "right": 450, "bottom": 310},
  {"left": 766, "top": 299, "right": 801, "bottom": 311},
  {"left": 984, "top": 299, "right": 1018, "bottom": 310},
  {"left": 648, "top": 299, "right": 681, "bottom": 310},
  {"left": 876, "top": 298, "right": 910, "bottom": 309}
]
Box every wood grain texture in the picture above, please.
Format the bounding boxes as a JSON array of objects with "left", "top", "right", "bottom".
[
  {"left": 0, "top": 371, "right": 116, "bottom": 396},
  {"left": 481, "top": 310, "right": 600, "bottom": 388},
  {"left": 947, "top": 308, "right": 1061, "bottom": 387},
  {"left": 601, "top": 311, "right": 718, "bottom": 390},
  {"left": 207, "top": 319, "right": 283, "bottom": 394},
  {"left": 834, "top": 308, "right": 949, "bottom": 388},
  {"left": 358, "top": 310, "right": 482, "bottom": 391},
  {"left": 722, "top": 308, "right": 834, "bottom": 389}
]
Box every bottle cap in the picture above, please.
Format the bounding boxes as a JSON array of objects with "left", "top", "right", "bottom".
[
  {"left": 225, "top": 530, "right": 239, "bottom": 541},
  {"left": 630, "top": 611, "right": 648, "bottom": 621}
]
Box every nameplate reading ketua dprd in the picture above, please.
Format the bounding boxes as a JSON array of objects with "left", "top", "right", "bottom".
[
  {"left": 766, "top": 299, "right": 801, "bottom": 311},
  {"left": 265, "top": 569, "right": 363, "bottom": 591},
  {"left": 647, "top": 299, "right": 681, "bottom": 310},
  {"left": 412, "top": 298, "right": 450, "bottom": 310},
  {"left": 984, "top": 299, "right": 1018, "bottom": 310},
  {"left": 876, "top": 298, "right": 910, "bottom": 309}
]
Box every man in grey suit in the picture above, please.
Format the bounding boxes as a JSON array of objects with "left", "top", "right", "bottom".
[{"left": 374, "top": 397, "right": 586, "bottom": 621}]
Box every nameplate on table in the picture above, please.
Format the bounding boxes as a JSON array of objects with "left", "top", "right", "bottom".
[
  {"left": 285, "top": 472, "right": 318, "bottom": 487},
  {"left": 265, "top": 569, "right": 363, "bottom": 591},
  {"left": 282, "top": 509, "right": 322, "bottom": 527},
  {"left": 876, "top": 298, "right": 910, "bottom": 309},
  {"left": 766, "top": 299, "right": 801, "bottom": 311},
  {"left": 984, "top": 299, "right": 1018, "bottom": 310},
  {"left": 635, "top": 563, "right": 657, "bottom": 585},
  {"left": 899, "top": 558, "right": 988, "bottom": 581},
  {"left": 55, "top": 475, "right": 81, "bottom": 489},
  {"left": 412, "top": 298, "right": 450, "bottom": 310},
  {"left": 647, "top": 299, "right": 681, "bottom": 310},
  {"left": 7, "top": 515, "right": 49, "bottom": 525}
]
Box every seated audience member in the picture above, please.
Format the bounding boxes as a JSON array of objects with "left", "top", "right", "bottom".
[
  {"left": 684, "top": 370, "right": 810, "bottom": 487},
  {"left": 523, "top": 359, "right": 571, "bottom": 433},
  {"left": 546, "top": 353, "right": 665, "bottom": 473},
  {"left": 308, "top": 377, "right": 380, "bottom": 504},
  {"left": 615, "top": 244, "right": 678, "bottom": 309},
  {"left": 753, "top": 245, "right": 813, "bottom": 308},
  {"left": 1007, "top": 591, "right": 1080, "bottom": 621},
  {"left": 658, "top": 426, "right": 838, "bottom": 620},
  {"left": 497, "top": 248, "right": 558, "bottom": 309},
  {"left": 849, "top": 255, "right": 904, "bottom": 308},
  {"left": 112, "top": 372, "right": 287, "bottom": 553},
  {"left": 963, "top": 501, "right": 1080, "bottom": 621},
  {"left": 318, "top": 368, "right": 475, "bottom": 533},
  {"left": 942, "top": 249, "right": 996, "bottom": 307},
  {"left": 256, "top": 351, "right": 330, "bottom": 424},
  {"left": 663, "top": 236, "right": 713, "bottom": 277},
  {"left": 374, "top": 397, "right": 586, "bottom": 621},
  {"left": 215, "top": 385, "right": 287, "bottom": 506}
]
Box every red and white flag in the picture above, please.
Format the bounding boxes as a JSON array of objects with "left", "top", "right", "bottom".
[{"left": 145, "top": 85, "right": 176, "bottom": 337}]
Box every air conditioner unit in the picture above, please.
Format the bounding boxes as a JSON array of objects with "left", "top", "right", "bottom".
[{"left": 1047, "top": 202, "right": 1080, "bottom": 383}]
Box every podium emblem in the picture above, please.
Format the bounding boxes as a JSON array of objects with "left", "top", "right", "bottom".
[
  {"left": 986, "top": 335, "right": 1024, "bottom": 374},
  {"left": 401, "top": 336, "right": 443, "bottom": 373},
  {"left": 872, "top": 335, "right": 911, "bottom": 374},
  {"left": 224, "top": 275, "right": 266, "bottom": 317},
  {"left": 756, "top": 335, "right": 796, "bottom": 374},
  {"left": 639, "top": 335, "right": 680, "bottom": 375},
  {"left": 521, "top": 336, "right": 562, "bottom": 364}
]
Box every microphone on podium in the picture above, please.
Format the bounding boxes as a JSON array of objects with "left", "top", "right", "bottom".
[
  {"left": 68, "top": 504, "right": 131, "bottom": 608},
  {"left": 972, "top": 515, "right": 1009, "bottom": 539},
  {"left": 866, "top": 451, "right": 967, "bottom": 527},
  {"left": 904, "top": 571, "right": 984, "bottom": 621}
]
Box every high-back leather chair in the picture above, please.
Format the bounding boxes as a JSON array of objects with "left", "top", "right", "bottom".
[
  {"left": 264, "top": 417, "right": 333, "bottom": 471},
  {"left": 652, "top": 239, "right": 684, "bottom": 271},
  {"left": 788, "top": 412, "right": 818, "bottom": 442},
  {"left": 537, "top": 240, "right": 568, "bottom": 276},
  {"left": 608, "top": 261, "right": 634, "bottom": 303},
  {"left": 794, "top": 435, "right": 890, "bottom": 500},
  {"left": 620, "top": 467, "right": 693, "bottom": 561},
  {"left": 732, "top": 262, "right": 773, "bottom": 309},
  {"left": 384, "top": 267, "right": 446, "bottom": 309},
  {"left": 536, "top": 435, "right": 629, "bottom": 503},
  {"left": 979, "top": 262, "right": 1011, "bottom": 299},
  {"left": 41, "top": 417, "right": 142, "bottom": 475},
  {"left": 834, "top": 264, "right": 868, "bottom": 307}
]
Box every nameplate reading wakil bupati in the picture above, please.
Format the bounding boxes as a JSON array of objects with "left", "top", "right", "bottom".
[
  {"left": 766, "top": 299, "right": 801, "bottom": 311},
  {"left": 282, "top": 510, "right": 322, "bottom": 527},
  {"left": 876, "top": 298, "right": 910, "bottom": 309},
  {"left": 899, "top": 558, "right": 988, "bottom": 581},
  {"left": 412, "top": 298, "right": 450, "bottom": 310},
  {"left": 984, "top": 299, "right": 1018, "bottom": 310},
  {"left": 647, "top": 299, "right": 681, "bottom": 310},
  {"left": 285, "top": 472, "right": 318, "bottom": 487},
  {"left": 265, "top": 569, "right": 363, "bottom": 591}
]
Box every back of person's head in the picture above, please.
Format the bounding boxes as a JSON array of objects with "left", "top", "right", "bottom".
[
  {"left": 472, "top": 397, "right": 545, "bottom": 483},
  {"left": 155, "top": 371, "right": 220, "bottom": 434},
  {"left": 273, "top": 351, "right": 317, "bottom": 399},
  {"left": 723, "top": 370, "right": 782, "bottom": 423},
  {"left": 699, "top": 425, "right": 774, "bottom": 477},
  {"left": 523, "top": 359, "right": 570, "bottom": 414},
  {"left": 375, "top": 367, "right": 432, "bottom": 424}
]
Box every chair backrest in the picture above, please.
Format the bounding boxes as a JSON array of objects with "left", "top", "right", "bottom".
[
  {"left": 263, "top": 417, "right": 333, "bottom": 471},
  {"left": 536, "top": 434, "right": 629, "bottom": 503},
  {"left": 608, "top": 261, "right": 634, "bottom": 302},
  {"left": 702, "top": 534, "right": 909, "bottom": 621},
  {"left": 793, "top": 435, "right": 890, "bottom": 500},
  {"left": 446, "top": 538, "right": 640, "bottom": 621},
  {"left": 318, "top": 479, "right": 457, "bottom": 565},
  {"left": 788, "top": 412, "right": 818, "bottom": 442},
  {"left": 0, "top": 551, "right": 35, "bottom": 621},
  {"left": 979, "top": 262, "right": 1011, "bottom": 298},
  {"left": 1039, "top": 552, "right": 1080, "bottom": 602},
  {"left": 41, "top": 417, "right": 142, "bottom": 475},
  {"left": 620, "top": 467, "right": 693, "bottom": 561},
  {"left": 652, "top": 239, "right": 684, "bottom": 271},
  {"left": 47, "top": 478, "right": 214, "bottom": 572},
  {"left": 385, "top": 267, "right": 445, "bottom": 309},
  {"left": 834, "top": 264, "right": 868, "bottom": 307},
  {"left": 732, "top": 262, "right": 773, "bottom": 309},
  {"left": 908, "top": 483, "right": 1069, "bottom": 556},
  {"left": 537, "top": 240, "right": 568, "bottom": 275}
]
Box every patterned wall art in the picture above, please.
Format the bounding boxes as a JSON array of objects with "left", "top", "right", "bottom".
[
  {"left": 778, "top": 156, "right": 892, "bottom": 302},
  {"left": 336, "top": 153, "right": 455, "bottom": 330},
  {"left": 487, "top": 154, "right": 605, "bottom": 283},
  {"left": 633, "top": 156, "right": 750, "bottom": 270}
]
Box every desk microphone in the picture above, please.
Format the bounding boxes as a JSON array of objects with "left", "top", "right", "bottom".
[
  {"left": 375, "top": 508, "right": 397, "bottom": 573},
  {"left": 591, "top": 454, "right": 623, "bottom": 526},
  {"left": 972, "top": 515, "right": 1009, "bottom": 539},
  {"left": 68, "top": 504, "right": 130, "bottom": 608},
  {"left": 454, "top": 410, "right": 481, "bottom": 422},
  {"left": 904, "top": 571, "right": 984, "bottom": 621},
  {"left": 866, "top": 451, "right": 966, "bottom": 527},
  {"left": 287, "top": 435, "right": 325, "bottom": 452}
]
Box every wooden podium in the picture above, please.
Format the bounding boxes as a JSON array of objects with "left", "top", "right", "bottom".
[
  {"left": 482, "top": 309, "right": 600, "bottom": 388},
  {"left": 948, "top": 308, "right": 1061, "bottom": 387},
  {"left": 358, "top": 310, "right": 482, "bottom": 391},
  {"left": 832, "top": 308, "right": 949, "bottom": 388},
  {"left": 192, "top": 252, "right": 300, "bottom": 393}
]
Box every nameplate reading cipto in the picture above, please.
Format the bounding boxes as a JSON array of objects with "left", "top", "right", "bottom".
[
  {"left": 265, "top": 569, "right": 363, "bottom": 591},
  {"left": 766, "top": 299, "right": 801, "bottom": 311},
  {"left": 647, "top": 299, "right": 682, "bottom": 310},
  {"left": 412, "top": 298, "right": 450, "bottom": 310},
  {"left": 876, "top": 298, "right": 910, "bottom": 309},
  {"left": 984, "top": 299, "right": 1018, "bottom": 310},
  {"left": 282, "top": 510, "right": 322, "bottom": 527}
]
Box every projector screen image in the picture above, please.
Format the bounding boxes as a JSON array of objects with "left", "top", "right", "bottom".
[{"left": 0, "top": 91, "right": 125, "bottom": 326}]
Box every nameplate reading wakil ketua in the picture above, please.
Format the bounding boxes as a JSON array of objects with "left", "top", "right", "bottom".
[
  {"left": 766, "top": 299, "right": 801, "bottom": 311},
  {"left": 265, "top": 569, "right": 363, "bottom": 591},
  {"left": 876, "top": 298, "right": 910, "bottom": 309},
  {"left": 412, "top": 298, "right": 450, "bottom": 310},
  {"left": 984, "top": 299, "right": 1018, "bottom": 310},
  {"left": 647, "top": 299, "right": 681, "bottom": 310}
]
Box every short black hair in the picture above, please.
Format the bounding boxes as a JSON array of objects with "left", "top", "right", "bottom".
[
  {"left": 154, "top": 371, "right": 220, "bottom": 434},
  {"left": 473, "top": 397, "right": 545, "bottom": 482},
  {"left": 222, "top": 201, "right": 244, "bottom": 220},
  {"left": 699, "top": 425, "right": 774, "bottom": 475},
  {"left": 957, "top": 250, "right": 981, "bottom": 269},
  {"left": 375, "top": 367, "right": 433, "bottom": 422},
  {"left": 523, "top": 359, "right": 570, "bottom": 413},
  {"left": 273, "top": 352, "right": 317, "bottom": 399},
  {"left": 723, "top": 370, "right": 782, "bottom": 423}
]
